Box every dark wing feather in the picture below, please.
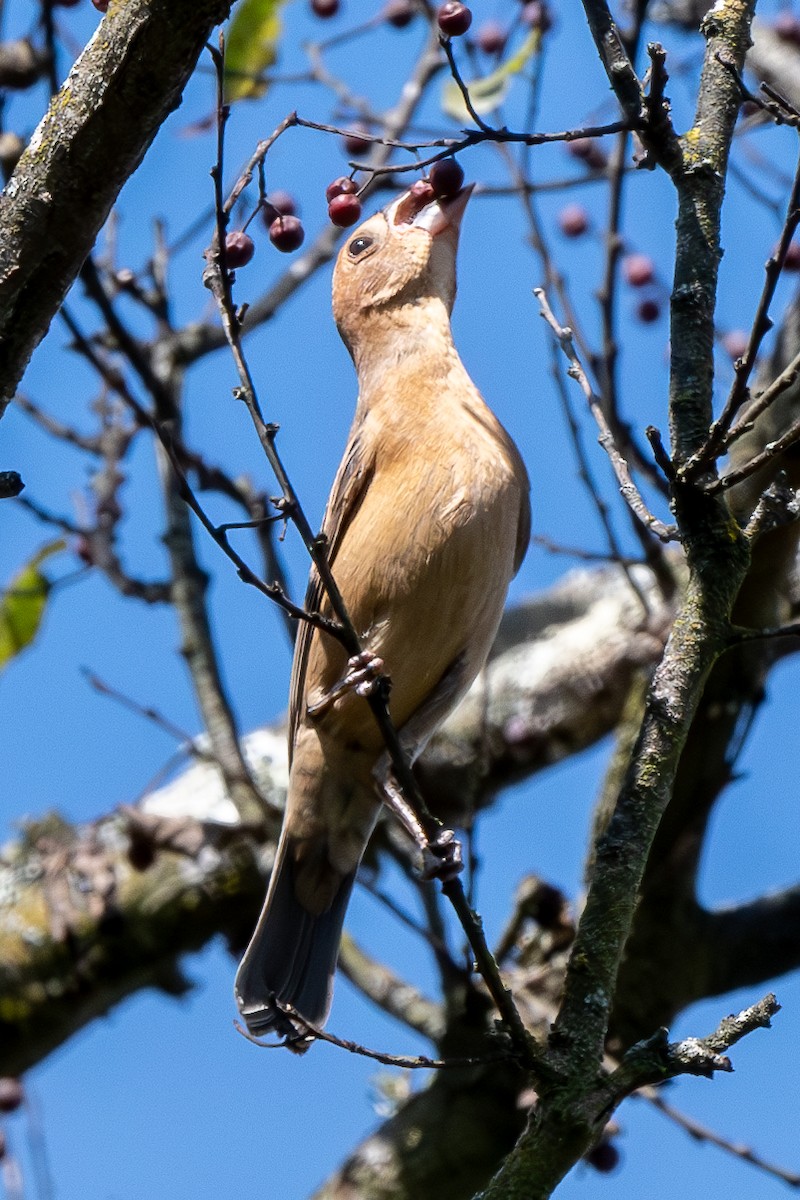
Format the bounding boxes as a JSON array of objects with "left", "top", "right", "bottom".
[
  {"left": 287, "top": 429, "right": 376, "bottom": 759},
  {"left": 513, "top": 483, "right": 532, "bottom": 575}
]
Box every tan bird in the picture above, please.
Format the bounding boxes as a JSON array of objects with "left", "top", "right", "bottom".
[{"left": 235, "top": 178, "right": 530, "bottom": 1045}]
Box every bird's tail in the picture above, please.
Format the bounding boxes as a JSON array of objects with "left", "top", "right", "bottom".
[{"left": 234, "top": 832, "right": 357, "bottom": 1050}]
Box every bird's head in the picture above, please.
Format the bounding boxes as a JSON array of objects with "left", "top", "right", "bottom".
[{"left": 332, "top": 180, "right": 473, "bottom": 364}]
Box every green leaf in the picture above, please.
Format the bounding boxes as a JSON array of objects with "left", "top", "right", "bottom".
[
  {"left": 441, "top": 29, "right": 541, "bottom": 121},
  {"left": 224, "top": 0, "right": 288, "bottom": 103},
  {"left": 0, "top": 540, "right": 65, "bottom": 671}
]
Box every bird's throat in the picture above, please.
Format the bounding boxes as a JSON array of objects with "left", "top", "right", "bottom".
[{"left": 349, "top": 296, "right": 460, "bottom": 398}]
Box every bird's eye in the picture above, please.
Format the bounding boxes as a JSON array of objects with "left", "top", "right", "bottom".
[{"left": 348, "top": 235, "right": 374, "bottom": 257}]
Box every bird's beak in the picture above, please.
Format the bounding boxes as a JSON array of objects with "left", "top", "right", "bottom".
[{"left": 387, "top": 183, "right": 475, "bottom": 238}]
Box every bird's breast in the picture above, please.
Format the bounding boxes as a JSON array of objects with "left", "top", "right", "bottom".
[{"left": 305, "top": 396, "right": 526, "bottom": 747}]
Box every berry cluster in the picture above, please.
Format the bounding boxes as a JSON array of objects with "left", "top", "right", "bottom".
[{"left": 219, "top": 146, "right": 467, "bottom": 266}]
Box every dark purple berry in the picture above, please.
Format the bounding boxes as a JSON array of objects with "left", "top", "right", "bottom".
[
  {"left": 385, "top": 0, "right": 415, "bottom": 26},
  {"left": 586, "top": 1141, "right": 621, "bottom": 1174},
  {"left": 269, "top": 215, "right": 305, "bottom": 253},
  {"left": 268, "top": 190, "right": 296, "bottom": 216},
  {"left": 722, "top": 329, "right": 749, "bottom": 361},
  {"left": 782, "top": 241, "right": 800, "bottom": 271},
  {"left": 224, "top": 231, "right": 255, "bottom": 268},
  {"left": 0, "top": 1079, "right": 24, "bottom": 1114},
  {"left": 328, "top": 193, "right": 363, "bottom": 227},
  {"left": 476, "top": 20, "right": 507, "bottom": 54},
  {"left": 429, "top": 158, "right": 465, "bottom": 198},
  {"left": 623, "top": 253, "right": 656, "bottom": 287},
  {"left": 773, "top": 10, "right": 800, "bottom": 46},
  {"left": 558, "top": 203, "right": 589, "bottom": 237},
  {"left": 342, "top": 125, "right": 371, "bottom": 156},
  {"left": 522, "top": 0, "right": 552, "bottom": 31},
  {"left": 566, "top": 137, "right": 607, "bottom": 170},
  {"left": 438, "top": 2, "right": 472, "bottom": 37},
  {"left": 636, "top": 297, "right": 661, "bottom": 323},
  {"left": 325, "top": 176, "right": 358, "bottom": 204}
]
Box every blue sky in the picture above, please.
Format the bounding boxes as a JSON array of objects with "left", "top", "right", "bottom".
[{"left": 2, "top": 0, "right": 800, "bottom": 1196}]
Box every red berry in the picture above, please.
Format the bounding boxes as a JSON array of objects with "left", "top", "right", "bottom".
[
  {"left": 781, "top": 240, "right": 800, "bottom": 271},
  {"left": 636, "top": 297, "right": 661, "bottom": 323},
  {"left": 773, "top": 10, "right": 800, "bottom": 46},
  {"left": 385, "top": 0, "right": 415, "bottom": 26},
  {"left": 476, "top": 20, "right": 507, "bottom": 54},
  {"left": 342, "top": 124, "right": 371, "bottom": 156},
  {"left": 328, "top": 193, "right": 363, "bottom": 227},
  {"left": 268, "top": 190, "right": 296, "bottom": 217},
  {"left": 622, "top": 253, "right": 656, "bottom": 288},
  {"left": 437, "top": 2, "right": 472, "bottom": 37},
  {"left": 224, "top": 231, "right": 255, "bottom": 268},
  {"left": 92, "top": 0, "right": 110, "bottom": 9},
  {"left": 722, "top": 329, "right": 749, "bottom": 361},
  {"left": 0, "top": 1079, "right": 24, "bottom": 1114},
  {"left": 325, "top": 176, "right": 358, "bottom": 204},
  {"left": 558, "top": 203, "right": 589, "bottom": 237},
  {"left": 522, "top": 0, "right": 553, "bottom": 31},
  {"left": 269, "top": 215, "right": 305, "bottom": 253},
  {"left": 311, "top": 0, "right": 339, "bottom": 16}
]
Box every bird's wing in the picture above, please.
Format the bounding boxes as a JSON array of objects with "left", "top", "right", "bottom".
[
  {"left": 287, "top": 428, "right": 377, "bottom": 760},
  {"left": 514, "top": 482, "right": 532, "bottom": 575}
]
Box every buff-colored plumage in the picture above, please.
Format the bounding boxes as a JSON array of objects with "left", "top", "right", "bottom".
[{"left": 235, "top": 182, "right": 530, "bottom": 1044}]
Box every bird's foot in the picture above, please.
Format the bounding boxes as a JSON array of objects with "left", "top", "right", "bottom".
[
  {"left": 419, "top": 827, "right": 464, "bottom": 882},
  {"left": 307, "top": 652, "right": 387, "bottom": 719}
]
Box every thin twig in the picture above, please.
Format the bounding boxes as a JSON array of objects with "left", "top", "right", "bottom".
[
  {"left": 155, "top": 433, "right": 340, "bottom": 635},
  {"left": 711, "top": 409, "right": 800, "bottom": 493},
  {"left": 439, "top": 33, "right": 494, "bottom": 132},
  {"left": 724, "top": 344, "right": 800, "bottom": 451},
  {"left": 235, "top": 1011, "right": 516, "bottom": 1070},
  {"left": 641, "top": 1088, "right": 800, "bottom": 1188},
  {"left": 535, "top": 288, "right": 677, "bottom": 542},
  {"left": 81, "top": 668, "right": 216, "bottom": 762},
  {"left": 548, "top": 339, "right": 651, "bottom": 618}
]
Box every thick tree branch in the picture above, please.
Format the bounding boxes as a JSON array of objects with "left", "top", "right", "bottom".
[
  {"left": 703, "top": 891, "right": 800, "bottom": 994},
  {"left": 0, "top": 0, "right": 232, "bottom": 411}
]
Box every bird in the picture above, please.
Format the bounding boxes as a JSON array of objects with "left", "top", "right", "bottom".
[{"left": 234, "top": 175, "right": 530, "bottom": 1048}]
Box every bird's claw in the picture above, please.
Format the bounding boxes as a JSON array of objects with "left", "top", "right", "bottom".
[
  {"left": 307, "top": 652, "right": 387, "bottom": 719},
  {"left": 349, "top": 650, "right": 386, "bottom": 697},
  {"left": 419, "top": 828, "right": 464, "bottom": 882}
]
